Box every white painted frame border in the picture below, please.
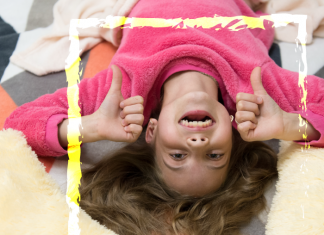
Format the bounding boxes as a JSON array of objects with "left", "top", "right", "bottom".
[{"left": 65, "top": 14, "right": 309, "bottom": 235}]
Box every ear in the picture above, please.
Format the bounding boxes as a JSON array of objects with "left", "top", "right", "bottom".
[{"left": 145, "top": 118, "right": 158, "bottom": 144}]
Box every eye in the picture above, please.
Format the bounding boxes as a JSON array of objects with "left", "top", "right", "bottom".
[
  {"left": 169, "top": 154, "right": 186, "bottom": 160},
  {"left": 207, "top": 153, "right": 224, "bottom": 160}
]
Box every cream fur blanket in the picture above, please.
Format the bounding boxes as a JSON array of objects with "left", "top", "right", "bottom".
[
  {"left": 266, "top": 140, "right": 324, "bottom": 235},
  {"left": 1, "top": 128, "right": 323, "bottom": 234},
  {"left": 0, "top": 129, "right": 117, "bottom": 235}
]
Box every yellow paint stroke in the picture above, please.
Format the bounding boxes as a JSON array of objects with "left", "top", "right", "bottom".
[
  {"left": 66, "top": 15, "right": 309, "bottom": 234},
  {"left": 101, "top": 15, "right": 269, "bottom": 31},
  {"left": 297, "top": 43, "right": 309, "bottom": 147},
  {"left": 66, "top": 57, "right": 82, "bottom": 206},
  {"left": 65, "top": 55, "right": 82, "bottom": 235},
  {"left": 101, "top": 16, "right": 128, "bottom": 29}
]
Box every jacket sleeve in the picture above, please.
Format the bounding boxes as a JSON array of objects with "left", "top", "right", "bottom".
[
  {"left": 4, "top": 68, "right": 113, "bottom": 157},
  {"left": 261, "top": 60, "right": 324, "bottom": 147}
]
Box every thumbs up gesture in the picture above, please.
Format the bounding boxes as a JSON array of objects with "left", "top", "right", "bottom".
[
  {"left": 92, "top": 65, "right": 144, "bottom": 143},
  {"left": 235, "top": 67, "right": 286, "bottom": 142}
]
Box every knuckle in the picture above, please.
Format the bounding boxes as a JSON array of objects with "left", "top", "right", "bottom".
[
  {"left": 237, "top": 101, "right": 244, "bottom": 110},
  {"left": 124, "top": 115, "right": 130, "bottom": 123},
  {"left": 238, "top": 132, "right": 247, "bottom": 141},
  {"left": 236, "top": 112, "right": 242, "bottom": 120},
  {"left": 136, "top": 96, "right": 144, "bottom": 104},
  {"left": 134, "top": 115, "right": 143, "bottom": 124},
  {"left": 139, "top": 115, "right": 144, "bottom": 122},
  {"left": 123, "top": 106, "right": 130, "bottom": 113},
  {"left": 236, "top": 93, "right": 242, "bottom": 102},
  {"left": 123, "top": 98, "right": 130, "bottom": 105},
  {"left": 138, "top": 104, "right": 144, "bottom": 113},
  {"left": 238, "top": 125, "right": 245, "bottom": 133},
  {"left": 239, "top": 132, "right": 249, "bottom": 141}
]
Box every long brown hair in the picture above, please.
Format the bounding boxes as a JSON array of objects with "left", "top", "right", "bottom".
[{"left": 79, "top": 126, "right": 278, "bottom": 235}]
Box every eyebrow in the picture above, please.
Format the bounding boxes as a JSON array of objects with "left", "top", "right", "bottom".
[{"left": 162, "top": 155, "right": 228, "bottom": 171}]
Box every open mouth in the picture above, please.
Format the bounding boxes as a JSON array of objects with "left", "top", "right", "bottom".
[{"left": 178, "top": 110, "right": 215, "bottom": 128}]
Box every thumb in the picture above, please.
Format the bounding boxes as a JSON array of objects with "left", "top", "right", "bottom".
[
  {"left": 108, "top": 65, "right": 123, "bottom": 96},
  {"left": 250, "top": 67, "right": 267, "bottom": 96}
]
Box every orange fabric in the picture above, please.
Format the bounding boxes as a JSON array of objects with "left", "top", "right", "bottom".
[
  {"left": 38, "top": 157, "right": 56, "bottom": 173},
  {"left": 83, "top": 41, "right": 117, "bottom": 79},
  {"left": 0, "top": 85, "right": 55, "bottom": 173},
  {"left": 0, "top": 85, "right": 17, "bottom": 129}
]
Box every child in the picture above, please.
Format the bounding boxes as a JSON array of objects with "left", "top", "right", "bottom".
[{"left": 4, "top": 0, "right": 324, "bottom": 233}]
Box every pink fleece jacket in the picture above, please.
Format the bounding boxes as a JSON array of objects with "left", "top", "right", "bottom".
[{"left": 4, "top": 0, "right": 324, "bottom": 157}]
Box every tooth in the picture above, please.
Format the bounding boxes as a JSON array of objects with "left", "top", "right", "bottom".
[
  {"left": 181, "top": 120, "right": 185, "bottom": 125},
  {"left": 189, "top": 122, "right": 193, "bottom": 127},
  {"left": 193, "top": 121, "right": 198, "bottom": 127},
  {"left": 208, "top": 120, "right": 212, "bottom": 125},
  {"left": 198, "top": 121, "right": 203, "bottom": 127},
  {"left": 202, "top": 122, "right": 206, "bottom": 127},
  {"left": 185, "top": 120, "right": 189, "bottom": 126}
]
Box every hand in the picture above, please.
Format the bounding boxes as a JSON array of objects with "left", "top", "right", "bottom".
[
  {"left": 235, "top": 67, "right": 286, "bottom": 142},
  {"left": 93, "top": 65, "right": 144, "bottom": 143}
]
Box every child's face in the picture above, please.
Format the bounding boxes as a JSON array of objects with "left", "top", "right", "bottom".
[{"left": 146, "top": 71, "right": 233, "bottom": 197}]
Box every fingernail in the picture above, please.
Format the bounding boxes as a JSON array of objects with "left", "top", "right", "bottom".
[
  {"left": 120, "top": 102, "right": 124, "bottom": 108},
  {"left": 257, "top": 97, "right": 262, "bottom": 103}
]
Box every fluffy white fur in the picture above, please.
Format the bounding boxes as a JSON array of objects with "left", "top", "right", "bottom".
[
  {"left": 266, "top": 140, "right": 324, "bottom": 235},
  {"left": 1, "top": 128, "right": 323, "bottom": 234},
  {"left": 0, "top": 129, "right": 117, "bottom": 235}
]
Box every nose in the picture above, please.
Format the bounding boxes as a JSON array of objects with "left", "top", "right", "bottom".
[{"left": 187, "top": 136, "right": 209, "bottom": 148}]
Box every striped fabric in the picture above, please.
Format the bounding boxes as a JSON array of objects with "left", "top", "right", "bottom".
[{"left": 0, "top": 17, "right": 19, "bottom": 79}]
